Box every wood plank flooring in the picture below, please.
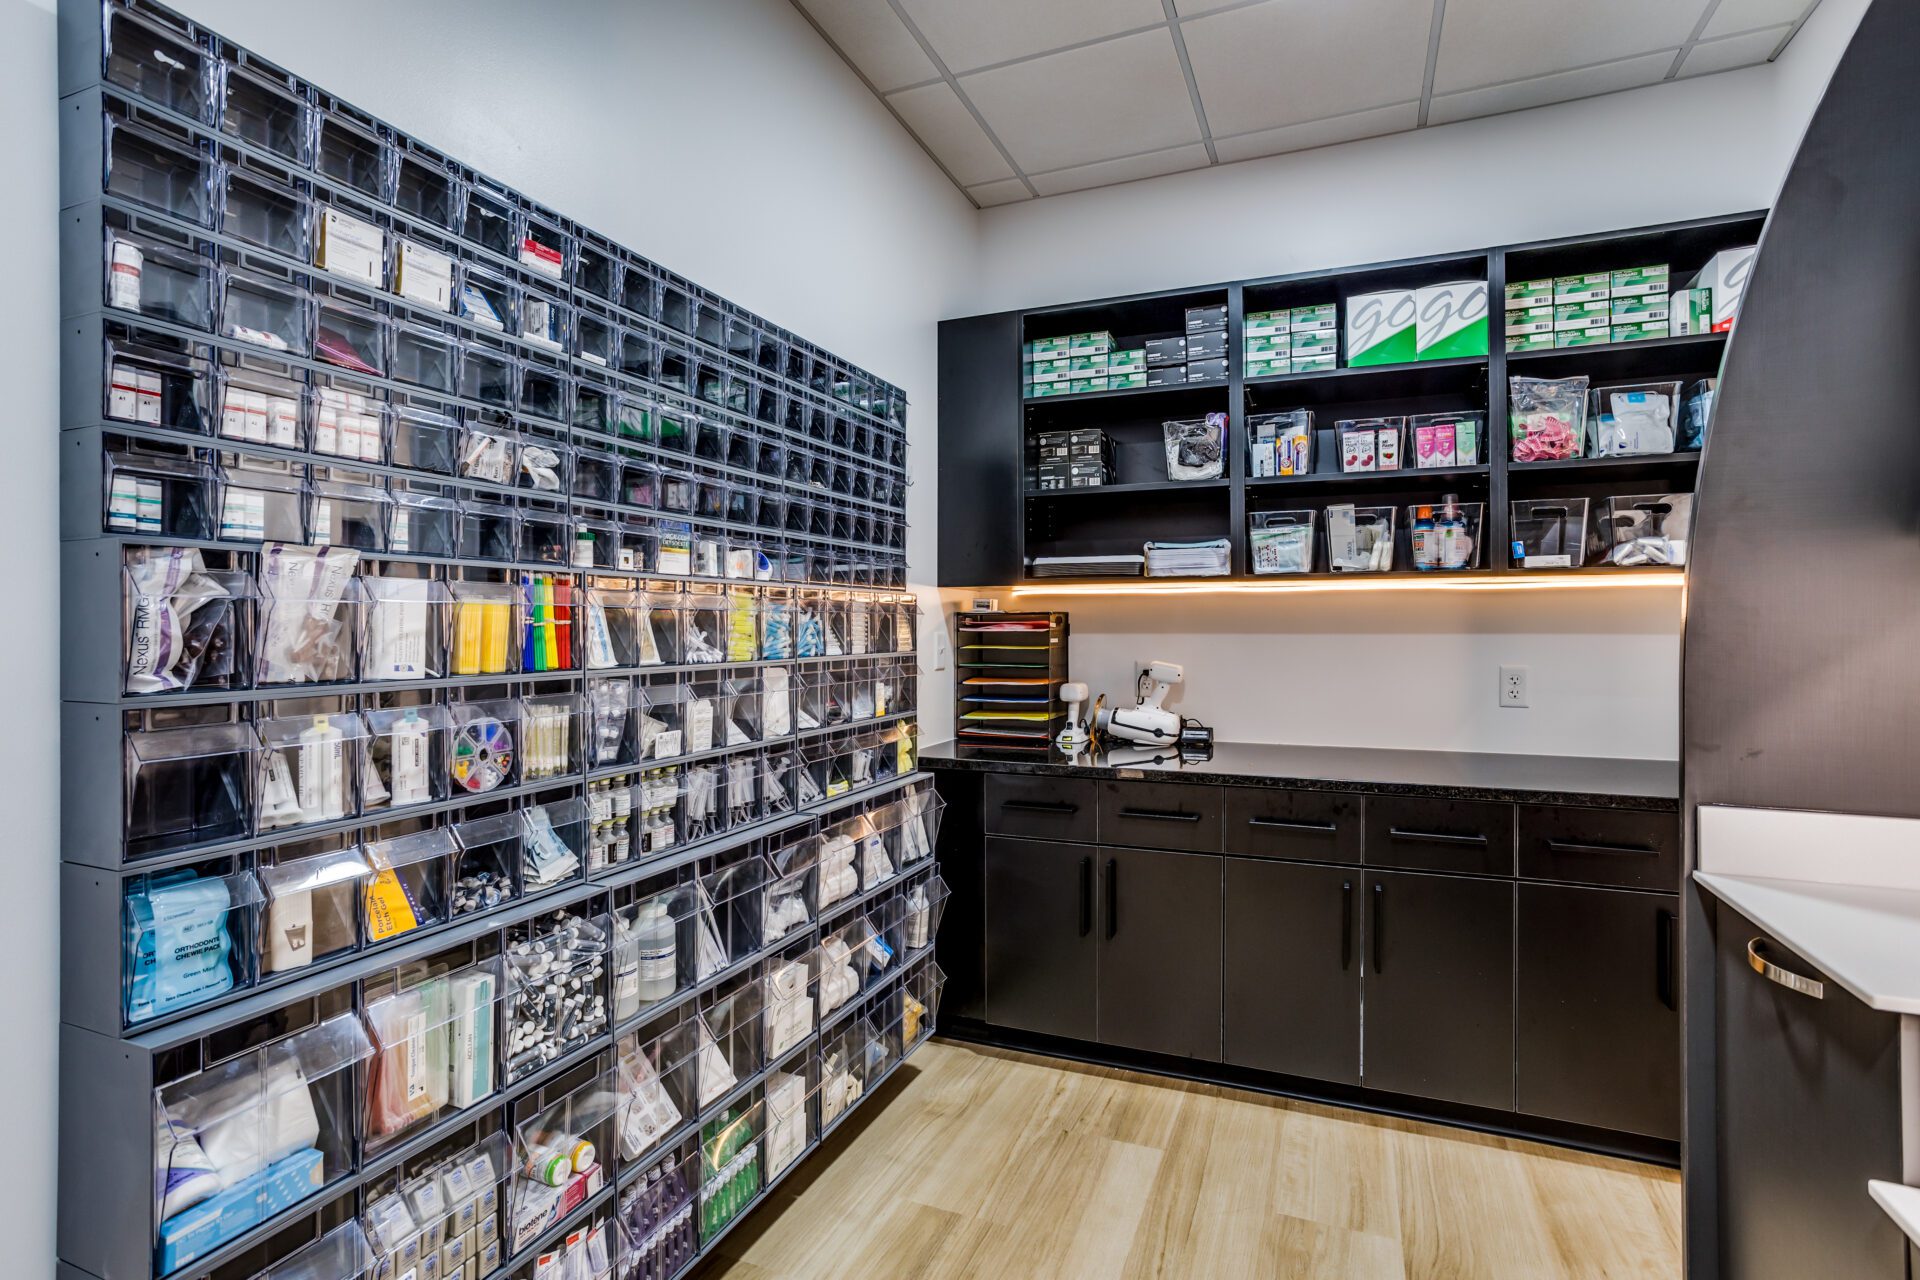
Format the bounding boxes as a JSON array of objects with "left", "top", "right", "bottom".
[{"left": 702, "top": 1039, "right": 1681, "bottom": 1279}]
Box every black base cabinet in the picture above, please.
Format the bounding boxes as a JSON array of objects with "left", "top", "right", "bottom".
[
  {"left": 1715, "top": 904, "right": 1906, "bottom": 1280},
  {"left": 1517, "top": 884, "right": 1680, "bottom": 1139},
  {"left": 984, "top": 835, "right": 1096, "bottom": 1042},
  {"left": 1100, "top": 845, "right": 1223, "bottom": 1061},
  {"left": 1224, "top": 858, "right": 1360, "bottom": 1084},
  {"left": 1361, "top": 870, "right": 1514, "bottom": 1111}
]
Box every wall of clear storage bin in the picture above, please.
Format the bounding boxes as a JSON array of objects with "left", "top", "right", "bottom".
[{"left": 57, "top": 4, "right": 935, "bottom": 1280}]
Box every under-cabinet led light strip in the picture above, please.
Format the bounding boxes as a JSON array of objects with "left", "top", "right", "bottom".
[{"left": 1009, "top": 572, "right": 1687, "bottom": 597}]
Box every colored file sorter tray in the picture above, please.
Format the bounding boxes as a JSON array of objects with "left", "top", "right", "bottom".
[{"left": 954, "top": 610, "right": 1070, "bottom": 749}]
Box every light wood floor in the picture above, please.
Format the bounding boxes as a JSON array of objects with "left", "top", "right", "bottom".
[{"left": 704, "top": 1039, "right": 1681, "bottom": 1279}]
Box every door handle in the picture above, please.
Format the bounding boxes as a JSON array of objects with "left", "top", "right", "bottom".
[
  {"left": 1656, "top": 909, "right": 1676, "bottom": 1010},
  {"left": 1388, "top": 827, "right": 1488, "bottom": 846},
  {"left": 1370, "top": 883, "right": 1384, "bottom": 974},
  {"left": 1118, "top": 808, "right": 1201, "bottom": 823},
  {"left": 1078, "top": 857, "right": 1092, "bottom": 938},
  {"left": 1747, "top": 938, "right": 1823, "bottom": 999},
  {"left": 1106, "top": 859, "right": 1118, "bottom": 940},
  {"left": 1341, "top": 880, "right": 1353, "bottom": 970},
  {"left": 1548, "top": 838, "right": 1657, "bottom": 857},
  {"left": 1250, "top": 817, "right": 1336, "bottom": 833},
  {"left": 1002, "top": 800, "right": 1078, "bottom": 815}
]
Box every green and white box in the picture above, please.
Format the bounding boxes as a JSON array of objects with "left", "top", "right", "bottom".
[
  {"left": 1610, "top": 322, "right": 1670, "bottom": 344},
  {"left": 1245, "top": 333, "right": 1290, "bottom": 358},
  {"left": 1290, "top": 330, "right": 1339, "bottom": 360},
  {"left": 1554, "top": 328, "right": 1611, "bottom": 348},
  {"left": 1345, "top": 289, "right": 1417, "bottom": 366},
  {"left": 1290, "top": 303, "right": 1338, "bottom": 333},
  {"left": 1031, "top": 336, "right": 1070, "bottom": 359},
  {"left": 1030, "top": 359, "right": 1071, "bottom": 383},
  {"left": 1030, "top": 381, "right": 1072, "bottom": 396},
  {"left": 1068, "top": 354, "right": 1109, "bottom": 375},
  {"left": 1246, "top": 357, "right": 1291, "bottom": 378},
  {"left": 1245, "top": 310, "right": 1289, "bottom": 339},
  {"left": 1610, "top": 265, "right": 1670, "bottom": 299},
  {"left": 1611, "top": 295, "right": 1670, "bottom": 323},
  {"left": 1554, "top": 273, "right": 1612, "bottom": 304},
  {"left": 1415, "top": 281, "right": 1489, "bottom": 360},
  {"left": 1068, "top": 377, "right": 1109, "bottom": 394},
  {"left": 1291, "top": 355, "right": 1337, "bottom": 373},
  {"left": 1108, "top": 348, "right": 1147, "bottom": 375},
  {"left": 1109, "top": 370, "right": 1147, "bottom": 390},
  {"left": 1068, "top": 331, "right": 1112, "bottom": 357},
  {"left": 1507, "top": 333, "right": 1554, "bottom": 353},
  {"left": 1553, "top": 301, "right": 1611, "bottom": 332},
  {"left": 1506, "top": 306, "right": 1555, "bottom": 337},
  {"left": 1671, "top": 288, "right": 1714, "bottom": 335},
  {"left": 1505, "top": 279, "right": 1554, "bottom": 310}
]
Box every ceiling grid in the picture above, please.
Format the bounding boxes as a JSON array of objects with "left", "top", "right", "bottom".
[{"left": 792, "top": 0, "right": 1824, "bottom": 206}]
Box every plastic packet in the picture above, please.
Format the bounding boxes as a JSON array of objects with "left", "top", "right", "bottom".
[
  {"left": 1250, "top": 516, "right": 1314, "bottom": 575},
  {"left": 1163, "top": 413, "right": 1226, "bottom": 481},
  {"left": 1591, "top": 383, "right": 1678, "bottom": 457},
  {"left": 258, "top": 542, "right": 361, "bottom": 683},
  {"left": 1680, "top": 379, "right": 1715, "bottom": 450},
  {"left": 125, "top": 547, "right": 235, "bottom": 693},
  {"left": 1509, "top": 376, "right": 1589, "bottom": 461}
]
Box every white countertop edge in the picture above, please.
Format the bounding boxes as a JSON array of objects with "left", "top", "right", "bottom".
[
  {"left": 1694, "top": 870, "right": 1920, "bottom": 1014},
  {"left": 1869, "top": 1180, "right": 1920, "bottom": 1249}
]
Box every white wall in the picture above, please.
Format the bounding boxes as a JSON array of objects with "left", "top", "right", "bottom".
[{"left": 948, "top": 0, "right": 1867, "bottom": 760}]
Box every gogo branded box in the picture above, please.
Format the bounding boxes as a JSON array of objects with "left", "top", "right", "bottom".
[
  {"left": 1415, "top": 281, "right": 1488, "bottom": 360},
  {"left": 1346, "top": 289, "right": 1417, "bottom": 366}
]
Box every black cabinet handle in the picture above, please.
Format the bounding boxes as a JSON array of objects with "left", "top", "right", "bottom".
[
  {"left": 1341, "top": 880, "right": 1353, "bottom": 970},
  {"left": 1250, "top": 817, "right": 1336, "bottom": 833},
  {"left": 1118, "top": 808, "right": 1202, "bottom": 823},
  {"left": 1656, "top": 909, "right": 1676, "bottom": 1010},
  {"left": 1078, "top": 857, "right": 1092, "bottom": 938},
  {"left": 1106, "top": 859, "right": 1118, "bottom": 940},
  {"left": 1002, "top": 800, "right": 1078, "bottom": 815},
  {"left": 1370, "top": 883, "right": 1384, "bottom": 974},
  {"left": 1388, "top": 827, "right": 1488, "bottom": 847},
  {"left": 1549, "top": 838, "right": 1657, "bottom": 858}
]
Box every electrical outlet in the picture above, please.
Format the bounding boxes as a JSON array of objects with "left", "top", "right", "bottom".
[{"left": 1499, "top": 665, "right": 1528, "bottom": 708}]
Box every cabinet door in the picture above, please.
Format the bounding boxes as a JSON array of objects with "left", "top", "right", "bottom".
[
  {"left": 1362, "top": 870, "right": 1514, "bottom": 1110},
  {"left": 1517, "top": 884, "right": 1679, "bottom": 1138},
  {"left": 984, "top": 836, "right": 1096, "bottom": 1041},
  {"left": 1717, "top": 905, "right": 1905, "bottom": 1280},
  {"left": 1224, "top": 858, "right": 1360, "bottom": 1084},
  {"left": 1097, "top": 845, "right": 1223, "bottom": 1061}
]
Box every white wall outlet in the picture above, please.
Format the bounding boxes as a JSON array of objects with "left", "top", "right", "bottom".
[{"left": 1499, "top": 665, "right": 1528, "bottom": 708}]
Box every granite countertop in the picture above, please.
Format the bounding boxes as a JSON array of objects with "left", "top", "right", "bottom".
[{"left": 920, "top": 739, "right": 1678, "bottom": 809}]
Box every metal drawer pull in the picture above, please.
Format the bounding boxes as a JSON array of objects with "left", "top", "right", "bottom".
[
  {"left": 1001, "top": 800, "right": 1078, "bottom": 815},
  {"left": 1547, "top": 839, "right": 1657, "bottom": 857},
  {"left": 1250, "top": 817, "right": 1336, "bottom": 833},
  {"left": 1748, "top": 938, "right": 1824, "bottom": 999},
  {"left": 1119, "top": 808, "right": 1201, "bottom": 823},
  {"left": 1388, "top": 827, "right": 1488, "bottom": 846}
]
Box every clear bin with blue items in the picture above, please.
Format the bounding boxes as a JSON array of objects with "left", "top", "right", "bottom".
[
  {"left": 1680, "top": 378, "right": 1715, "bottom": 450},
  {"left": 123, "top": 863, "right": 262, "bottom": 1026},
  {"left": 1510, "top": 497, "right": 1591, "bottom": 569},
  {"left": 151, "top": 1012, "right": 373, "bottom": 1274},
  {"left": 1587, "top": 381, "right": 1682, "bottom": 458}
]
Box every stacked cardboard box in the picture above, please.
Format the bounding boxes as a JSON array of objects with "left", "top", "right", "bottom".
[{"left": 1034, "top": 428, "right": 1115, "bottom": 489}]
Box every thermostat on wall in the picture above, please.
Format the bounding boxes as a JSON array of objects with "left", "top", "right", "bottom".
[{"left": 970, "top": 597, "right": 1000, "bottom": 612}]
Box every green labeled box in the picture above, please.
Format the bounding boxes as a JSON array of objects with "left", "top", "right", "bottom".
[
  {"left": 1290, "top": 303, "right": 1338, "bottom": 333},
  {"left": 1345, "top": 289, "right": 1417, "bottom": 366},
  {"left": 1506, "top": 306, "right": 1555, "bottom": 337},
  {"left": 1109, "top": 371, "right": 1146, "bottom": 390},
  {"left": 1611, "top": 295, "right": 1670, "bottom": 323},
  {"left": 1506, "top": 332, "right": 1555, "bottom": 353},
  {"left": 1108, "top": 348, "right": 1147, "bottom": 374},
  {"left": 1610, "top": 322, "right": 1670, "bottom": 344},
  {"left": 1068, "top": 377, "right": 1109, "bottom": 394},
  {"left": 1246, "top": 360, "right": 1291, "bottom": 380},
  {"left": 1068, "top": 332, "right": 1112, "bottom": 357},
  {"left": 1553, "top": 301, "right": 1611, "bottom": 331},
  {"left": 1554, "top": 328, "right": 1612, "bottom": 348},
  {"left": 1030, "top": 381, "right": 1073, "bottom": 396},
  {"left": 1415, "top": 281, "right": 1489, "bottom": 360},
  {"left": 1554, "top": 273, "right": 1612, "bottom": 304},
  {"left": 1245, "top": 310, "right": 1289, "bottom": 339},
  {"left": 1290, "top": 330, "right": 1339, "bottom": 359},
  {"left": 1671, "top": 288, "right": 1714, "bottom": 336},
  {"left": 1291, "top": 355, "right": 1337, "bottom": 373},
  {"left": 1610, "top": 265, "right": 1670, "bottom": 299},
  {"left": 1068, "top": 354, "right": 1109, "bottom": 375},
  {"left": 1031, "top": 336, "right": 1070, "bottom": 359},
  {"left": 1505, "top": 279, "right": 1554, "bottom": 310},
  {"left": 1244, "top": 334, "right": 1290, "bottom": 358}
]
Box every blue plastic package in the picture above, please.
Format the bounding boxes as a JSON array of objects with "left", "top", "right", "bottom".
[{"left": 125, "top": 870, "right": 238, "bottom": 1023}]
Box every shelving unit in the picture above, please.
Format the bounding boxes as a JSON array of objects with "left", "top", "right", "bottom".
[
  {"left": 56, "top": 4, "right": 930, "bottom": 1280},
  {"left": 937, "top": 213, "right": 1760, "bottom": 587},
  {"left": 953, "top": 612, "right": 1070, "bottom": 751}
]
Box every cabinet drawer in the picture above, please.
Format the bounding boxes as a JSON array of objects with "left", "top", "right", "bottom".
[
  {"left": 1223, "top": 787, "right": 1361, "bottom": 865},
  {"left": 1366, "top": 796, "right": 1514, "bottom": 875},
  {"left": 1096, "top": 781, "right": 1221, "bottom": 852},
  {"left": 1518, "top": 805, "right": 1679, "bottom": 891},
  {"left": 983, "top": 774, "right": 1096, "bottom": 842}
]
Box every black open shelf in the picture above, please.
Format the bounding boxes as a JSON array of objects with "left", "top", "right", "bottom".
[{"left": 940, "top": 210, "right": 1762, "bottom": 587}]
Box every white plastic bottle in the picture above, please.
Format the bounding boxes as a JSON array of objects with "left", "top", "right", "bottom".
[
  {"left": 633, "top": 900, "right": 678, "bottom": 1002},
  {"left": 297, "top": 714, "right": 346, "bottom": 822},
  {"left": 390, "top": 708, "right": 431, "bottom": 805}
]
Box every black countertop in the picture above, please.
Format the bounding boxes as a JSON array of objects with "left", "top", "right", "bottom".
[{"left": 920, "top": 740, "right": 1678, "bottom": 809}]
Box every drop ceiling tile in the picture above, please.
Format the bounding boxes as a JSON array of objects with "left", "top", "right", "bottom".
[
  {"left": 1213, "top": 101, "right": 1419, "bottom": 162},
  {"left": 1680, "top": 24, "right": 1792, "bottom": 76},
  {"left": 794, "top": 0, "right": 939, "bottom": 92},
  {"left": 896, "top": 0, "right": 1165, "bottom": 74},
  {"left": 1427, "top": 50, "right": 1676, "bottom": 125},
  {"left": 1171, "top": 0, "right": 1251, "bottom": 13},
  {"left": 1704, "top": 0, "right": 1813, "bottom": 39},
  {"left": 961, "top": 30, "right": 1203, "bottom": 174},
  {"left": 1029, "top": 144, "right": 1213, "bottom": 196},
  {"left": 1183, "top": 0, "right": 1432, "bottom": 135},
  {"left": 885, "top": 82, "right": 1016, "bottom": 185},
  {"left": 967, "top": 178, "right": 1032, "bottom": 207},
  {"left": 1434, "top": 0, "right": 1706, "bottom": 93}
]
